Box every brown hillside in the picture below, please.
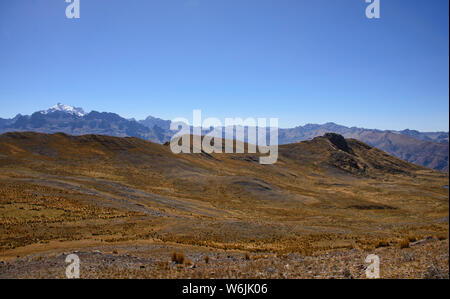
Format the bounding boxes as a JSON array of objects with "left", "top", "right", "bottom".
[{"left": 0, "top": 132, "right": 448, "bottom": 278}]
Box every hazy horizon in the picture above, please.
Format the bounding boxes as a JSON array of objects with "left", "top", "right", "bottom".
[{"left": 1, "top": 101, "right": 449, "bottom": 133}]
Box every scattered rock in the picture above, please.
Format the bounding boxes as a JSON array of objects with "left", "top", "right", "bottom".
[
  {"left": 411, "top": 237, "right": 435, "bottom": 247},
  {"left": 424, "top": 264, "right": 446, "bottom": 279},
  {"left": 324, "top": 133, "right": 353, "bottom": 154},
  {"left": 265, "top": 267, "right": 276, "bottom": 274},
  {"left": 403, "top": 252, "right": 414, "bottom": 262},
  {"left": 343, "top": 269, "right": 352, "bottom": 279}
]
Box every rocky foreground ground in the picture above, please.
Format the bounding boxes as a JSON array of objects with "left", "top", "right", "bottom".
[{"left": 0, "top": 238, "right": 447, "bottom": 279}]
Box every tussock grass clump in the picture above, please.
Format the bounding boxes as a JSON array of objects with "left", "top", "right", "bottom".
[
  {"left": 408, "top": 235, "right": 417, "bottom": 242},
  {"left": 184, "top": 258, "right": 193, "bottom": 266},
  {"left": 399, "top": 239, "right": 410, "bottom": 249},
  {"left": 156, "top": 261, "right": 170, "bottom": 270},
  {"left": 171, "top": 251, "right": 186, "bottom": 264},
  {"left": 375, "top": 240, "right": 390, "bottom": 248},
  {"left": 436, "top": 233, "right": 447, "bottom": 241}
]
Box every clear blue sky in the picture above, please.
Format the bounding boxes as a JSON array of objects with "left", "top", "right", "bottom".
[{"left": 0, "top": 0, "right": 448, "bottom": 131}]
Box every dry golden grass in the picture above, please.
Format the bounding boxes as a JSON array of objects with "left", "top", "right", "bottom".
[
  {"left": 184, "top": 258, "right": 193, "bottom": 266},
  {"left": 436, "top": 233, "right": 448, "bottom": 241},
  {"left": 0, "top": 132, "right": 448, "bottom": 278},
  {"left": 408, "top": 235, "right": 417, "bottom": 242},
  {"left": 399, "top": 239, "right": 410, "bottom": 249},
  {"left": 375, "top": 240, "right": 390, "bottom": 248},
  {"left": 171, "top": 251, "right": 186, "bottom": 264}
]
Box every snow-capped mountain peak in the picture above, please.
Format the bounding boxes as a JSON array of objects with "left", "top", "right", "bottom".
[{"left": 40, "top": 103, "right": 85, "bottom": 117}]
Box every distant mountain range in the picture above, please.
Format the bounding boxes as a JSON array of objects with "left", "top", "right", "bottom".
[
  {"left": 0, "top": 103, "right": 448, "bottom": 171},
  {"left": 278, "top": 123, "right": 449, "bottom": 171},
  {"left": 0, "top": 103, "right": 172, "bottom": 144}
]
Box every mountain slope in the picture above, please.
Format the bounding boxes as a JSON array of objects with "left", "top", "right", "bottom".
[
  {"left": 399, "top": 129, "right": 449, "bottom": 143},
  {"left": 1, "top": 105, "right": 448, "bottom": 171},
  {"left": 40, "top": 103, "right": 86, "bottom": 117},
  {"left": 0, "top": 132, "right": 448, "bottom": 277},
  {"left": 0, "top": 110, "right": 172, "bottom": 144},
  {"left": 0, "top": 132, "right": 445, "bottom": 216},
  {"left": 279, "top": 123, "right": 449, "bottom": 171},
  {"left": 139, "top": 115, "right": 171, "bottom": 130}
]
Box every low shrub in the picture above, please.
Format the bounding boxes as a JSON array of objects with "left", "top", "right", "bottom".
[
  {"left": 399, "top": 239, "right": 410, "bottom": 249},
  {"left": 171, "top": 251, "right": 186, "bottom": 264}
]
